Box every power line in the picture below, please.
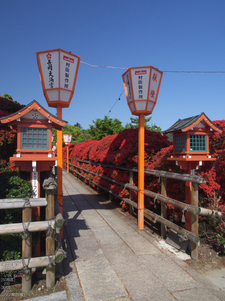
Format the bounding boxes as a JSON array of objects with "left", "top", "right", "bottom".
[
  {"left": 80, "top": 61, "right": 126, "bottom": 70},
  {"left": 163, "top": 71, "right": 225, "bottom": 73},
  {"left": 80, "top": 61, "right": 225, "bottom": 73},
  {"left": 106, "top": 90, "right": 124, "bottom": 116}
]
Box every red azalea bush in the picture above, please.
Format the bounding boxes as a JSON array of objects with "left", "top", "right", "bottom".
[
  {"left": 0, "top": 96, "right": 24, "bottom": 115},
  {"left": 0, "top": 97, "right": 25, "bottom": 172},
  {"left": 196, "top": 120, "right": 225, "bottom": 223},
  {"left": 88, "top": 129, "right": 171, "bottom": 166},
  {"left": 64, "top": 121, "right": 225, "bottom": 253},
  {"left": 65, "top": 129, "right": 171, "bottom": 204},
  {"left": 65, "top": 123, "right": 225, "bottom": 218}
]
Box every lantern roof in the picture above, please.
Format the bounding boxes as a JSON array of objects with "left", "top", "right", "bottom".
[
  {"left": 0, "top": 100, "right": 67, "bottom": 130},
  {"left": 163, "top": 112, "right": 222, "bottom": 134}
]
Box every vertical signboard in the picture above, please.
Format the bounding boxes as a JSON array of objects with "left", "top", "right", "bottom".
[{"left": 32, "top": 171, "right": 39, "bottom": 198}]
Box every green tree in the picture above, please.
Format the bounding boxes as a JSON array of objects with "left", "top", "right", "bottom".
[
  {"left": 52, "top": 124, "right": 88, "bottom": 146},
  {"left": 86, "top": 116, "right": 124, "bottom": 140},
  {"left": 63, "top": 124, "right": 88, "bottom": 144},
  {"left": 2, "top": 93, "right": 13, "bottom": 100},
  {"left": 74, "top": 122, "right": 82, "bottom": 128},
  {"left": 125, "top": 116, "right": 161, "bottom": 132}
]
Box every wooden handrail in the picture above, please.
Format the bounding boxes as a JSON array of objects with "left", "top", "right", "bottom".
[
  {"left": 68, "top": 157, "right": 206, "bottom": 184},
  {"left": 64, "top": 157, "right": 206, "bottom": 260},
  {"left": 67, "top": 161, "right": 201, "bottom": 216},
  {"left": 0, "top": 198, "right": 47, "bottom": 209}
]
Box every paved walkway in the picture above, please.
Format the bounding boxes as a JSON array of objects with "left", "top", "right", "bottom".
[{"left": 60, "top": 170, "right": 225, "bottom": 301}]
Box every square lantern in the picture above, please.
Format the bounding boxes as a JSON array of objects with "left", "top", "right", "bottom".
[
  {"left": 0, "top": 100, "right": 67, "bottom": 196},
  {"left": 37, "top": 49, "right": 80, "bottom": 108},
  {"left": 163, "top": 112, "right": 222, "bottom": 169},
  {"left": 122, "top": 66, "right": 163, "bottom": 116}
]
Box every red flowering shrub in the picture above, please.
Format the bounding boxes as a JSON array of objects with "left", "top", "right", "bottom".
[
  {"left": 88, "top": 129, "right": 171, "bottom": 167},
  {"left": 66, "top": 121, "right": 225, "bottom": 237},
  {"left": 0, "top": 97, "right": 24, "bottom": 165},
  {"left": 65, "top": 129, "right": 171, "bottom": 207},
  {"left": 195, "top": 121, "right": 225, "bottom": 212},
  {"left": 0, "top": 96, "right": 24, "bottom": 114},
  {"left": 70, "top": 140, "right": 98, "bottom": 160}
]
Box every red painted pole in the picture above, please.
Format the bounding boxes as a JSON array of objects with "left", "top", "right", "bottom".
[
  {"left": 57, "top": 106, "right": 63, "bottom": 238},
  {"left": 67, "top": 145, "right": 69, "bottom": 173},
  {"left": 138, "top": 114, "right": 145, "bottom": 229}
]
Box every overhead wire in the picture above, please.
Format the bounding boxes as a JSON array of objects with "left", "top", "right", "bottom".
[
  {"left": 79, "top": 61, "right": 225, "bottom": 139},
  {"left": 80, "top": 61, "right": 225, "bottom": 73},
  {"left": 106, "top": 90, "right": 124, "bottom": 117}
]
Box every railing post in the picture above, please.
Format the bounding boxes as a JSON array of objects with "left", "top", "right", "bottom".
[
  {"left": 191, "top": 182, "right": 199, "bottom": 260},
  {"left": 129, "top": 171, "right": 134, "bottom": 215},
  {"left": 161, "top": 176, "right": 167, "bottom": 239},
  {"left": 43, "top": 177, "right": 57, "bottom": 288},
  {"left": 22, "top": 206, "right": 32, "bottom": 294}
]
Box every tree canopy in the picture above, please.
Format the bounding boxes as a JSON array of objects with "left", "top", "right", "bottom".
[
  {"left": 63, "top": 124, "right": 87, "bottom": 144},
  {"left": 125, "top": 116, "right": 162, "bottom": 132},
  {"left": 86, "top": 116, "right": 124, "bottom": 140},
  {"left": 2, "top": 93, "right": 13, "bottom": 100}
]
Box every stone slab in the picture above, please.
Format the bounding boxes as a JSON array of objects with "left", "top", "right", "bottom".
[
  {"left": 75, "top": 256, "right": 127, "bottom": 301},
  {"left": 119, "top": 232, "right": 161, "bottom": 255},
  {"left": 24, "top": 290, "right": 68, "bottom": 301},
  {"left": 101, "top": 242, "right": 146, "bottom": 276},
  {"left": 91, "top": 226, "right": 123, "bottom": 245},
  {"left": 71, "top": 235, "right": 103, "bottom": 261},
  {"left": 66, "top": 272, "right": 84, "bottom": 301},
  {"left": 121, "top": 268, "right": 176, "bottom": 301},
  {"left": 204, "top": 268, "right": 225, "bottom": 290},
  {"left": 141, "top": 254, "right": 199, "bottom": 292},
  {"left": 172, "top": 287, "right": 221, "bottom": 301}
]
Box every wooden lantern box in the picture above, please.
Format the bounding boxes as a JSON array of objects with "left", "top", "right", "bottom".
[
  {"left": 163, "top": 112, "right": 222, "bottom": 170},
  {"left": 0, "top": 100, "right": 67, "bottom": 198},
  {"left": 163, "top": 113, "right": 222, "bottom": 232}
]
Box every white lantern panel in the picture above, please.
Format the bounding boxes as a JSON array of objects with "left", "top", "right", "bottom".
[
  {"left": 60, "top": 51, "right": 79, "bottom": 91},
  {"left": 149, "top": 68, "right": 162, "bottom": 101},
  {"left": 135, "top": 101, "right": 147, "bottom": 111},
  {"left": 131, "top": 68, "right": 150, "bottom": 100},
  {"left": 46, "top": 90, "right": 59, "bottom": 102},
  {"left": 123, "top": 71, "right": 133, "bottom": 102},
  {"left": 147, "top": 101, "right": 154, "bottom": 112},
  {"left": 63, "top": 134, "right": 72, "bottom": 144},
  {"left": 130, "top": 102, "right": 135, "bottom": 112},
  {"left": 38, "top": 51, "right": 59, "bottom": 89},
  {"left": 60, "top": 90, "right": 71, "bottom": 103}
]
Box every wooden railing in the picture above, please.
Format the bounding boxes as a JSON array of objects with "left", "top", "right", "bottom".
[
  {"left": 63, "top": 157, "right": 220, "bottom": 260},
  {"left": 0, "top": 178, "right": 65, "bottom": 294}
]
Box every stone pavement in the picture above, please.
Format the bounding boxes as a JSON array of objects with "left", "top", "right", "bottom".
[{"left": 60, "top": 170, "right": 225, "bottom": 301}]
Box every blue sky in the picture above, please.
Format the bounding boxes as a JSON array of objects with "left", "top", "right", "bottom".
[{"left": 1, "top": 0, "right": 225, "bottom": 131}]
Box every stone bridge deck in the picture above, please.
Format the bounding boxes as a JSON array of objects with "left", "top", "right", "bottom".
[{"left": 61, "top": 170, "right": 225, "bottom": 301}]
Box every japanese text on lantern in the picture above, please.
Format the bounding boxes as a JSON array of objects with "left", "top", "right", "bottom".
[
  {"left": 126, "top": 73, "right": 132, "bottom": 102},
  {"left": 135, "top": 70, "right": 146, "bottom": 100},
  {"left": 150, "top": 72, "right": 158, "bottom": 100},
  {"left": 63, "top": 55, "right": 74, "bottom": 89},
  {"left": 46, "top": 53, "right": 54, "bottom": 88}
]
